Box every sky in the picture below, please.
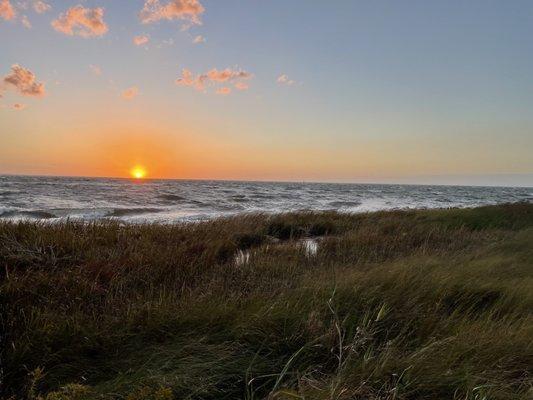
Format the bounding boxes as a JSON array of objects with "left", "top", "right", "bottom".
[{"left": 1, "top": 0, "right": 532, "bottom": 186}]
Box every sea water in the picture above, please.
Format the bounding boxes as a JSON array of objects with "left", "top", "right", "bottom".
[{"left": 0, "top": 175, "right": 531, "bottom": 223}]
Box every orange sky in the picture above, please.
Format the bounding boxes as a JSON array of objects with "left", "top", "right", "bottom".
[{"left": 1, "top": 1, "right": 533, "bottom": 186}]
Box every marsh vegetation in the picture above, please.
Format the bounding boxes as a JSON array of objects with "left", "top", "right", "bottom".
[{"left": 1, "top": 203, "right": 532, "bottom": 399}]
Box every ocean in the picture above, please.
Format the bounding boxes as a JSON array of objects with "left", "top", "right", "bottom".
[{"left": 0, "top": 175, "right": 531, "bottom": 223}]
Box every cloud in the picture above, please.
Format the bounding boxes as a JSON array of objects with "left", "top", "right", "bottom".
[
  {"left": 234, "top": 81, "right": 249, "bottom": 91},
  {"left": 162, "top": 38, "right": 174, "bottom": 46},
  {"left": 0, "top": 0, "right": 16, "bottom": 20},
  {"left": 3, "top": 64, "right": 46, "bottom": 97},
  {"left": 175, "top": 68, "right": 197, "bottom": 88},
  {"left": 122, "top": 86, "right": 139, "bottom": 100},
  {"left": 21, "top": 14, "right": 31, "bottom": 28},
  {"left": 206, "top": 68, "right": 252, "bottom": 83},
  {"left": 192, "top": 34, "right": 205, "bottom": 44},
  {"left": 13, "top": 103, "right": 26, "bottom": 110},
  {"left": 33, "top": 0, "right": 50, "bottom": 13},
  {"left": 216, "top": 87, "right": 231, "bottom": 95},
  {"left": 277, "top": 74, "right": 296, "bottom": 86},
  {"left": 89, "top": 64, "right": 102, "bottom": 76},
  {"left": 175, "top": 67, "right": 252, "bottom": 93},
  {"left": 133, "top": 35, "right": 149, "bottom": 46},
  {"left": 52, "top": 5, "right": 108, "bottom": 38},
  {"left": 140, "top": 0, "right": 204, "bottom": 25}
]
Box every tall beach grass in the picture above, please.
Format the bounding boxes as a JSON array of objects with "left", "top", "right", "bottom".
[{"left": 1, "top": 203, "right": 532, "bottom": 399}]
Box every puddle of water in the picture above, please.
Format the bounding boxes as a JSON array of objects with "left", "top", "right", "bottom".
[
  {"left": 301, "top": 238, "right": 318, "bottom": 257},
  {"left": 235, "top": 250, "right": 251, "bottom": 266},
  {"left": 235, "top": 238, "right": 319, "bottom": 266}
]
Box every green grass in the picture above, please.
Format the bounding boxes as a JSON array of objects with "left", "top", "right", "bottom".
[{"left": 1, "top": 203, "right": 532, "bottom": 399}]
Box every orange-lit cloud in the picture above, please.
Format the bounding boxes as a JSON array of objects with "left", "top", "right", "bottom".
[
  {"left": 121, "top": 86, "right": 139, "bottom": 100},
  {"left": 13, "top": 103, "right": 26, "bottom": 110},
  {"left": 175, "top": 68, "right": 197, "bottom": 88},
  {"left": 0, "top": 0, "right": 15, "bottom": 20},
  {"left": 33, "top": 0, "right": 50, "bottom": 13},
  {"left": 176, "top": 67, "right": 252, "bottom": 93},
  {"left": 133, "top": 34, "right": 149, "bottom": 46},
  {"left": 140, "top": 0, "right": 204, "bottom": 25},
  {"left": 277, "top": 74, "right": 295, "bottom": 86},
  {"left": 234, "top": 81, "right": 249, "bottom": 91},
  {"left": 208, "top": 68, "right": 252, "bottom": 82},
  {"left": 52, "top": 5, "right": 108, "bottom": 38},
  {"left": 216, "top": 87, "right": 231, "bottom": 95},
  {"left": 3, "top": 64, "right": 46, "bottom": 97},
  {"left": 192, "top": 34, "right": 205, "bottom": 44}
]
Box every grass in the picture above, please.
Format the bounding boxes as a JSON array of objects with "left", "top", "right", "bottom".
[{"left": 1, "top": 203, "right": 532, "bottom": 399}]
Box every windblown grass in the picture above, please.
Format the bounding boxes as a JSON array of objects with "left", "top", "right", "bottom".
[{"left": 1, "top": 203, "right": 532, "bottom": 399}]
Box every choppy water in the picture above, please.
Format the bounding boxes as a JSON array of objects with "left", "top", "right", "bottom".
[{"left": 0, "top": 175, "right": 531, "bottom": 223}]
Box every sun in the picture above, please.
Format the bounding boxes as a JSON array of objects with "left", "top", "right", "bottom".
[{"left": 130, "top": 166, "right": 147, "bottom": 179}]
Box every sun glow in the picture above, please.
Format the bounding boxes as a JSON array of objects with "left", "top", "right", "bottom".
[{"left": 130, "top": 166, "right": 147, "bottom": 179}]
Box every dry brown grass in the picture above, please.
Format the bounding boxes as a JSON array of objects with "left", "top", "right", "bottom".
[{"left": 1, "top": 203, "right": 532, "bottom": 399}]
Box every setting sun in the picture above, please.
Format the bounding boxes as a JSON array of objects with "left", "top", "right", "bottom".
[{"left": 130, "top": 166, "right": 147, "bottom": 179}]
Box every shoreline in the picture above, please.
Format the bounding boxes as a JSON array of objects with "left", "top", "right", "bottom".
[
  {"left": 1, "top": 200, "right": 531, "bottom": 225},
  {"left": 2, "top": 176, "right": 531, "bottom": 225}
]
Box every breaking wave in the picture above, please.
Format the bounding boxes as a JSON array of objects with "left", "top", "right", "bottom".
[
  {"left": 106, "top": 208, "right": 163, "bottom": 217},
  {"left": 0, "top": 210, "right": 57, "bottom": 219},
  {"left": 0, "top": 175, "right": 531, "bottom": 223},
  {"left": 327, "top": 200, "right": 362, "bottom": 208}
]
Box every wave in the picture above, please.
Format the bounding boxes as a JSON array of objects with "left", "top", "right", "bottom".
[
  {"left": 106, "top": 208, "right": 164, "bottom": 217},
  {"left": 231, "top": 195, "right": 249, "bottom": 203},
  {"left": 0, "top": 210, "right": 57, "bottom": 219},
  {"left": 158, "top": 194, "right": 186, "bottom": 202},
  {"left": 327, "top": 200, "right": 362, "bottom": 208},
  {"left": 1, "top": 177, "right": 530, "bottom": 223}
]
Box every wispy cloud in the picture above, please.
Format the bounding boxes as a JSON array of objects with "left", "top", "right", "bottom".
[
  {"left": 21, "top": 14, "right": 31, "bottom": 28},
  {"left": 52, "top": 5, "right": 108, "bottom": 38},
  {"left": 216, "top": 87, "right": 231, "bottom": 95},
  {"left": 0, "top": 0, "right": 16, "bottom": 20},
  {"left": 133, "top": 35, "right": 150, "bottom": 46},
  {"left": 207, "top": 68, "right": 252, "bottom": 82},
  {"left": 13, "top": 103, "right": 26, "bottom": 110},
  {"left": 140, "top": 0, "right": 204, "bottom": 25},
  {"left": 162, "top": 38, "right": 174, "bottom": 46},
  {"left": 192, "top": 34, "right": 205, "bottom": 44},
  {"left": 33, "top": 0, "right": 50, "bottom": 14},
  {"left": 176, "top": 67, "right": 253, "bottom": 93},
  {"left": 3, "top": 64, "right": 46, "bottom": 97},
  {"left": 122, "top": 86, "right": 139, "bottom": 100},
  {"left": 1, "top": 0, "right": 49, "bottom": 25},
  {"left": 175, "top": 68, "right": 199, "bottom": 88},
  {"left": 277, "top": 74, "right": 295, "bottom": 86},
  {"left": 234, "top": 81, "right": 249, "bottom": 91}
]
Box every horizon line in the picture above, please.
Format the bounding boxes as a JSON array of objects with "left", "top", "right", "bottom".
[{"left": 1, "top": 172, "right": 532, "bottom": 189}]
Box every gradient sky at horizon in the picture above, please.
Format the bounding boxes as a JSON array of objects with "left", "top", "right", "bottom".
[{"left": 1, "top": 0, "right": 532, "bottom": 186}]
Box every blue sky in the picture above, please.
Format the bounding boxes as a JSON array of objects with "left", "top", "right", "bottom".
[{"left": 1, "top": 0, "right": 532, "bottom": 185}]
